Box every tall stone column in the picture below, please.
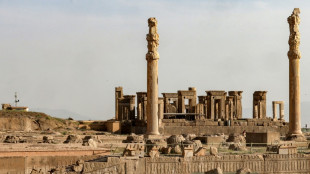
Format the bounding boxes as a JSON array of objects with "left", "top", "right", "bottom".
[
  {"left": 279, "top": 102, "right": 285, "bottom": 120},
  {"left": 287, "top": 8, "right": 304, "bottom": 139},
  {"left": 146, "top": 18, "right": 160, "bottom": 135},
  {"left": 158, "top": 97, "right": 164, "bottom": 127},
  {"left": 115, "top": 87, "right": 123, "bottom": 120},
  {"left": 272, "top": 101, "right": 277, "bottom": 121}
]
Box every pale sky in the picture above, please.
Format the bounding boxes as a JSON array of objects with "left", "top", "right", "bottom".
[{"left": 0, "top": 0, "right": 309, "bottom": 125}]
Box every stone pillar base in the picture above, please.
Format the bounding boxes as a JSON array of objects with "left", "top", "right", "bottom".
[{"left": 285, "top": 134, "right": 306, "bottom": 142}]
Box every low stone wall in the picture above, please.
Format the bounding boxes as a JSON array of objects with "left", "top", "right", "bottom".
[
  {"left": 0, "top": 150, "right": 109, "bottom": 157},
  {"left": 0, "top": 157, "right": 25, "bottom": 174},
  {"left": 83, "top": 154, "right": 310, "bottom": 174},
  {"left": 0, "top": 155, "right": 100, "bottom": 174},
  {"left": 161, "top": 125, "right": 289, "bottom": 136},
  {"left": 130, "top": 119, "right": 289, "bottom": 136}
]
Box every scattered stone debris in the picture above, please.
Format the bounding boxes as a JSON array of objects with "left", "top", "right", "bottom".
[
  {"left": 183, "top": 139, "right": 202, "bottom": 152},
  {"left": 148, "top": 145, "right": 160, "bottom": 158},
  {"left": 123, "top": 133, "right": 144, "bottom": 143},
  {"left": 182, "top": 134, "right": 196, "bottom": 141},
  {"left": 123, "top": 144, "right": 145, "bottom": 157},
  {"left": 167, "top": 135, "right": 185, "bottom": 146},
  {"left": 172, "top": 145, "right": 182, "bottom": 154},
  {"left": 42, "top": 136, "right": 54, "bottom": 144},
  {"left": 266, "top": 145, "right": 279, "bottom": 153},
  {"left": 72, "top": 159, "right": 84, "bottom": 172},
  {"left": 30, "top": 169, "right": 43, "bottom": 174},
  {"left": 63, "top": 135, "right": 82, "bottom": 144},
  {"left": 166, "top": 135, "right": 186, "bottom": 154},
  {"left": 229, "top": 142, "right": 247, "bottom": 151},
  {"left": 227, "top": 134, "right": 246, "bottom": 144},
  {"left": 83, "top": 138, "right": 97, "bottom": 148},
  {"left": 161, "top": 147, "right": 172, "bottom": 154},
  {"left": 82, "top": 136, "right": 98, "bottom": 147},
  {"left": 49, "top": 166, "right": 66, "bottom": 174},
  {"left": 236, "top": 167, "right": 252, "bottom": 174},
  {"left": 227, "top": 134, "right": 247, "bottom": 151},
  {"left": 206, "top": 167, "right": 223, "bottom": 174},
  {"left": 4, "top": 136, "right": 25, "bottom": 143},
  {"left": 145, "top": 138, "right": 165, "bottom": 154}
]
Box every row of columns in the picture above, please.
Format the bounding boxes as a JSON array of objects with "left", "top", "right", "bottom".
[{"left": 115, "top": 9, "right": 304, "bottom": 138}]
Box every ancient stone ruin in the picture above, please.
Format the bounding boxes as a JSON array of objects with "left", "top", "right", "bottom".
[{"left": 0, "top": 8, "right": 309, "bottom": 174}]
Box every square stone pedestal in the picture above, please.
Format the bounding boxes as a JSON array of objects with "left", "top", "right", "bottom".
[
  {"left": 286, "top": 134, "right": 306, "bottom": 142},
  {"left": 285, "top": 134, "right": 307, "bottom": 147}
]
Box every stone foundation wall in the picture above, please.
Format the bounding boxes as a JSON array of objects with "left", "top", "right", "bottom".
[
  {"left": 130, "top": 119, "right": 289, "bottom": 136},
  {"left": 160, "top": 119, "right": 288, "bottom": 135},
  {"left": 161, "top": 125, "right": 288, "bottom": 136},
  {"left": 84, "top": 154, "right": 310, "bottom": 174},
  {"left": 0, "top": 155, "right": 100, "bottom": 174}
]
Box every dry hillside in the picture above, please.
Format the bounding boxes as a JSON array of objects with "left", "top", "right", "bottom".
[{"left": 0, "top": 111, "right": 79, "bottom": 131}]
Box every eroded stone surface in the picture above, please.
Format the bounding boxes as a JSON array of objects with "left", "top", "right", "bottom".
[
  {"left": 210, "top": 146, "right": 218, "bottom": 156},
  {"left": 64, "top": 135, "right": 82, "bottom": 144}
]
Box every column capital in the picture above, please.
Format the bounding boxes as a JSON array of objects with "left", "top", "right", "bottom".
[{"left": 288, "top": 8, "right": 301, "bottom": 60}]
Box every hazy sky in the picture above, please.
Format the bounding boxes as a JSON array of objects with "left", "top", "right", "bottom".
[{"left": 0, "top": 0, "right": 309, "bottom": 124}]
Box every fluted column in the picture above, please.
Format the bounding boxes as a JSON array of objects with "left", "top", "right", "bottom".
[
  {"left": 146, "top": 18, "right": 160, "bottom": 135},
  {"left": 287, "top": 8, "right": 302, "bottom": 136}
]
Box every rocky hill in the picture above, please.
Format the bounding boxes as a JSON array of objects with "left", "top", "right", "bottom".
[{"left": 0, "top": 111, "right": 79, "bottom": 131}]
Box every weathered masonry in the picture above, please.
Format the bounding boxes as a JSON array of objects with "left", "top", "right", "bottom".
[
  {"left": 81, "top": 154, "right": 310, "bottom": 174},
  {"left": 109, "top": 9, "right": 310, "bottom": 137},
  {"left": 114, "top": 87, "right": 288, "bottom": 135}
]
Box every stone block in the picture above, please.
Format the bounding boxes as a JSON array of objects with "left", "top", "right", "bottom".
[
  {"left": 204, "top": 136, "right": 225, "bottom": 145},
  {"left": 105, "top": 121, "right": 121, "bottom": 133},
  {"left": 246, "top": 132, "right": 280, "bottom": 145},
  {"left": 210, "top": 146, "right": 218, "bottom": 156},
  {"left": 277, "top": 146, "right": 297, "bottom": 154},
  {"left": 182, "top": 145, "right": 194, "bottom": 158},
  {"left": 194, "top": 147, "right": 206, "bottom": 156}
]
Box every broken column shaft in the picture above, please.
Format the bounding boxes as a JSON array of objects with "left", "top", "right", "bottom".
[{"left": 146, "top": 18, "right": 160, "bottom": 135}]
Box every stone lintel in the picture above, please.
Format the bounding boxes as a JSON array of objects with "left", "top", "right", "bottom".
[
  {"left": 253, "top": 91, "right": 267, "bottom": 95},
  {"left": 162, "top": 93, "right": 178, "bottom": 98},
  {"left": 206, "top": 91, "right": 226, "bottom": 96},
  {"left": 178, "top": 90, "right": 196, "bottom": 96}
]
